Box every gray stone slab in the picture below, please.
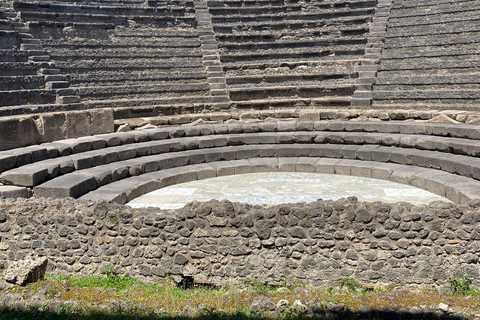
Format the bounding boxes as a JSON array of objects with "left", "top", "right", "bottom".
[
  {"left": 278, "top": 157, "right": 297, "bottom": 172},
  {"left": 248, "top": 158, "right": 278, "bottom": 172},
  {"left": 34, "top": 173, "right": 97, "bottom": 198},
  {"left": 295, "top": 157, "right": 318, "bottom": 172},
  {"left": 0, "top": 185, "right": 30, "bottom": 198},
  {"left": 0, "top": 166, "right": 48, "bottom": 187}
]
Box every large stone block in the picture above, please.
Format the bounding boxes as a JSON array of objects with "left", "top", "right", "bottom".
[
  {"left": 33, "top": 173, "right": 97, "bottom": 198},
  {"left": 40, "top": 112, "right": 66, "bottom": 143},
  {"left": 65, "top": 111, "right": 91, "bottom": 139},
  {"left": 90, "top": 109, "right": 114, "bottom": 135},
  {"left": 0, "top": 117, "right": 39, "bottom": 150}
]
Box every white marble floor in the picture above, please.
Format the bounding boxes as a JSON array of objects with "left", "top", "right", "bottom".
[{"left": 127, "top": 172, "right": 450, "bottom": 210}]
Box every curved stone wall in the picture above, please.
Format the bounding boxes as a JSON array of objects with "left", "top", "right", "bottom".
[{"left": 1, "top": 197, "right": 479, "bottom": 288}]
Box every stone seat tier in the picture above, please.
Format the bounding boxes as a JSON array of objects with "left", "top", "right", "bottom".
[
  {"left": 386, "top": 20, "right": 480, "bottom": 38},
  {"left": 0, "top": 102, "right": 85, "bottom": 117},
  {"left": 47, "top": 47, "right": 202, "bottom": 60},
  {"left": 228, "top": 84, "right": 355, "bottom": 101},
  {"left": 212, "top": 15, "right": 373, "bottom": 32},
  {"left": 210, "top": 8, "right": 376, "bottom": 23},
  {"left": 223, "top": 59, "right": 359, "bottom": 73},
  {"left": 0, "top": 88, "right": 57, "bottom": 106},
  {"left": 230, "top": 97, "right": 352, "bottom": 109},
  {"left": 0, "top": 30, "right": 22, "bottom": 49},
  {"left": 28, "top": 143, "right": 480, "bottom": 206},
  {"left": 378, "top": 57, "right": 480, "bottom": 71},
  {"left": 383, "top": 32, "right": 480, "bottom": 50},
  {"left": 391, "top": 0, "right": 474, "bottom": 9},
  {"left": 376, "top": 44, "right": 480, "bottom": 60},
  {"left": 18, "top": 11, "right": 197, "bottom": 25},
  {"left": 215, "top": 25, "right": 370, "bottom": 42},
  {"left": 226, "top": 71, "right": 357, "bottom": 82},
  {"left": 207, "top": 0, "right": 376, "bottom": 15},
  {"left": 375, "top": 74, "right": 480, "bottom": 89},
  {"left": 389, "top": 1, "right": 480, "bottom": 19},
  {"left": 0, "top": 19, "right": 23, "bottom": 30},
  {"left": 13, "top": 1, "right": 192, "bottom": 15},
  {"left": 0, "top": 75, "right": 45, "bottom": 90},
  {"left": 68, "top": 71, "right": 207, "bottom": 87},
  {"left": 146, "top": 0, "right": 195, "bottom": 7},
  {"left": 219, "top": 46, "right": 365, "bottom": 63},
  {"left": 371, "top": 90, "right": 480, "bottom": 102},
  {"left": 207, "top": 0, "right": 377, "bottom": 9},
  {"left": 79, "top": 157, "right": 480, "bottom": 206},
  {"left": 113, "top": 29, "right": 199, "bottom": 37},
  {"left": 63, "top": 83, "right": 209, "bottom": 101},
  {"left": 5, "top": 127, "right": 480, "bottom": 188},
  {"left": 207, "top": 0, "right": 285, "bottom": 7},
  {"left": 218, "top": 37, "right": 367, "bottom": 51},
  {"left": 53, "top": 59, "right": 204, "bottom": 72},
  {"left": 3, "top": 119, "right": 480, "bottom": 173},
  {"left": 225, "top": 78, "right": 357, "bottom": 90},
  {"left": 388, "top": 11, "right": 480, "bottom": 28},
  {"left": 83, "top": 95, "right": 214, "bottom": 109},
  {"left": 0, "top": 61, "right": 48, "bottom": 75},
  {"left": 40, "top": 38, "right": 201, "bottom": 48}
]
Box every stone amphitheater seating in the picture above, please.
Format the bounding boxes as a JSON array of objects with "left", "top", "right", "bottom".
[
  {"left": 1, "top": 120, "right": 480, "bottom": 207},
  {"left": 210, "top": 0, "right": 377, "bottom": 108},
  {"left": 361, "top": 0, "right": 480, "bottom": 109},
  {"left": 1, "top": 0, "right": 480, "bottom": 208}
]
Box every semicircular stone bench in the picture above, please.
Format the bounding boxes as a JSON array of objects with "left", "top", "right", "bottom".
[
  {"left": 77, "top": 157, "right": 480, "bottom": 206},
  {"left": 2, "top": 121, "right": 480, "bottom": 207}
]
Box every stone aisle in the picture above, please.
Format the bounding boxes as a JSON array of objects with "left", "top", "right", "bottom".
[
  {"left": 194, "top": 0, "right": 231, "bottom": 110},
  {"left": 351, "top": 0, "right": 393, "bottom": 107}
]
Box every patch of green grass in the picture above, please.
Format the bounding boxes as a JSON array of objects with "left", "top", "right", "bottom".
[
  {"left": 53, "top": 268, "right": 140, "bottom": 291},
  {"left": 448, "top": 276, "right": 480, "bottom": 297},
  {"left": 243, "top": 279, "right": 277, "bottom": 295},
  {"left": 338, "top": 278, "right": 360, "bottom": 294}
]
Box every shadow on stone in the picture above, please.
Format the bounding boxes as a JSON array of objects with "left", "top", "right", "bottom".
[{"left": 0, "top": 307, "right": 468, "bottom": 320}]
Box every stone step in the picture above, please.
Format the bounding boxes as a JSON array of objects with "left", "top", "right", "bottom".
[
  {"left": 372, "top": 90, "right": 480, "bottom": 101},
  {"left": 223, "top": 58, "right": 359, "bottom": 72},
  {"left": 0, "top": 61, "right": 44, "bottom": 75},
  {"left": 0, "top": 75, "right": 44, "bottom": 90},
  {"left": 212, "top": 15, "right": 372, "bottom": 32},
  {"left": 29, "top": 142, "right": 480, "bottom": 203},
  {"left": 219, "top": 37, "right": 367, "bottom": 51},
  {"left": 226, "top": 73, "right": 357, "bottom": 86},
  {"left": 231, "top": 96, "right": 352, "bottom": 108},
  {"left": 80, "top": 157, "right": 480, "bottom": 206},
  {"left": 210, "top": 7, "right": 375, "bottom": 23},
  {"left": 0, "top": 88, "right": 56, "bottom": 106},
  {"left": 4, "top": 118, "right": 480, "bottom": 172},
  {"left": 84, "top": 95, "right": 213, "bottom": 108},
  {"left": 220, "top": 45, "right": 365, "bottom": 62},
  {"left": 228, "top": 84, "right": 355, "bottom": 101},
  {"left": 68, "top": 71, "right": 207, "bottom": 86},
  {"left": 67, "top": 83, "right": 209, "bottom": 100},
  {"left": 14, "top": 1, "right": 189, "bottom": 15},
  {"left": 216, "top": 26, "right": 369, "bottom": 42},
  {"left": 19, "top": 11, "right": 196, "bottom": 25}
]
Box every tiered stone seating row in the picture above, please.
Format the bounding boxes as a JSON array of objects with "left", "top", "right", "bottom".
[
  {"left": 370, "top": 0, "right": 480, "bottom": 109},
  {"left": 207, "top": 0, "right": 377, "bottom": 108},
  {"left": 0, "top": 0, "right": 72, "bottom": 107},
  {"left": 2, "top": 121, "right": 480, "bottom": 206},
  {"left": 8, "top": 0, "right": 212, "bottom": 110}
]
